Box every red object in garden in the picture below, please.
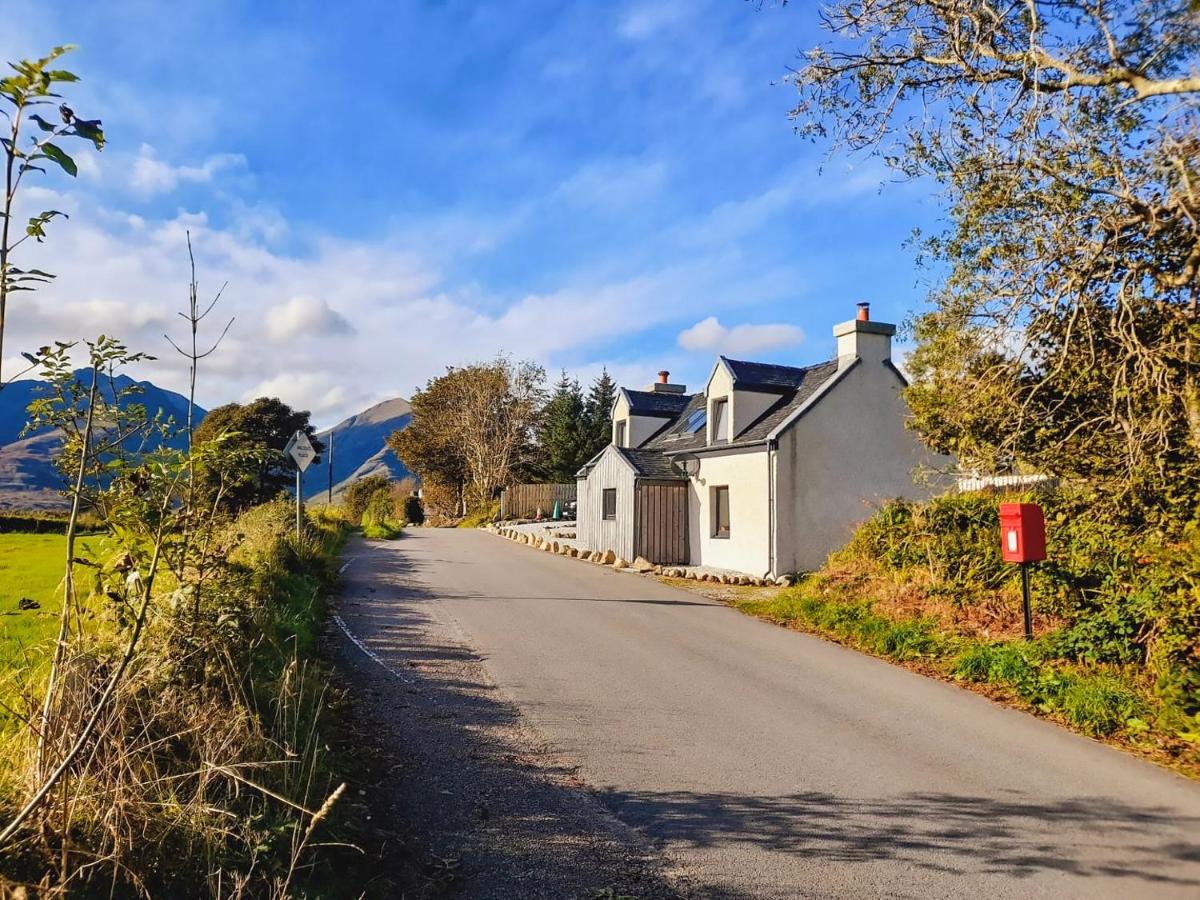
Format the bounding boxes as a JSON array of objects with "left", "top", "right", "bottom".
[{"left": 999, "top": 502, "right": 1046, "bottom": 563}]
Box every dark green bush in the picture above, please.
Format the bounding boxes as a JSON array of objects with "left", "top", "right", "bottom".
[{"left": 842, "top": 488, "right": 1200, "bottom": 719}]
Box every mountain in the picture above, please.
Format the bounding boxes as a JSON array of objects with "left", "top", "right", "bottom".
[
  {"left": 0, "top": 372, "right": 204, "bottom": 509},
  {"left": 307, "top": 397, "right": 413, "bottom": 502}
]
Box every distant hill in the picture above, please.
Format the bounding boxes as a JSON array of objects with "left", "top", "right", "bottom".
[
  {"left": 0, "top": 372, "right": 204, "bottom": 509},
  {"left": 307, "top": 397, "right": 413, "bottom": 502}
]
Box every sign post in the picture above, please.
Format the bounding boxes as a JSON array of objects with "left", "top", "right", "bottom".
[
  {"left": 999, "top": 502, "right": 1047, "bottom": 641},
  {"left": 284, "top": 430, "right": 317, "bottom": 541}
]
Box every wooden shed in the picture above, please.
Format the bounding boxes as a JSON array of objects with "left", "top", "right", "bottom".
[{"left": 576, "top": 446, "right": 688, "bottom": 565}]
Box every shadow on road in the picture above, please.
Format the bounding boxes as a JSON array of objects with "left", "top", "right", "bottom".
[
  {"left": 598, "top": 787, "right": 1200, "bottom": 888},
  {"left": 334, "top": 536, "right": 1200, "bottom": 898}
]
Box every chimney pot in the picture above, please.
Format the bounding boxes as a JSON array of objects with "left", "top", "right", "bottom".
[
  {"left": 658, "top": 370, "right": 670, "bottom": 384},
  {"left": 856, "top": 302, "right": 870, "bottom": 322}
]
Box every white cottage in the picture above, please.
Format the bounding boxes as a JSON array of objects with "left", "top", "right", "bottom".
[{"left": 576, "top": 304, "right": 949, "bottom": 577}]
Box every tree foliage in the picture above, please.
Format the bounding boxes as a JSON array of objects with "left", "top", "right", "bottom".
[
  {"left": 192, "top": 397, "right": 321, "bottom": 511},
  {"left": 790, "top": 0, "right": 1200, "bottom": 523},
  {"left": 389, "top": 357, "right": 545, "bottom": 514},
  {"left": 1, "top": 45, "right": 104, "bottom": 386},
  {"left": 536, "top": 371, "right": 588, "bottom": 482},
  {"left": 582, "top": 368, "right": 618, "bottom": 463}
]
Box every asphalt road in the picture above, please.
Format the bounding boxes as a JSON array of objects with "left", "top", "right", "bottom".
[{"left": 338, "top": 528, "right": 1200, "bottom": 899}]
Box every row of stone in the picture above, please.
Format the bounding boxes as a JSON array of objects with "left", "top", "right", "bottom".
[{"left": 484, "top": 524, "right": 794, "bottom": 587}]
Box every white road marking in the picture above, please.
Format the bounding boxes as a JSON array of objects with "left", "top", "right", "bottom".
[{"left": 333, "top": 613, "right": 413, "bottom": 684}]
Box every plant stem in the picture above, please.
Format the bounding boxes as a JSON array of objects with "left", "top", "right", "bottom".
[{"left": 35, "top": 364, "right": 99, "bottom": 781}]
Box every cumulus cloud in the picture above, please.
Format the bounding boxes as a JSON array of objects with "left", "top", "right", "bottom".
[
  {"left": 265, "top": 295, "right": 355, "bottom": 342},
  {"left": 129, "top": 144, "right": 246, "bottom": 195},
  {"left": 677, "top": 316, "right": 805, "bottom": 356}
]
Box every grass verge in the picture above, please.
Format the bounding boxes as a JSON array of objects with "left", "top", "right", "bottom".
[{"left": 670, "top": 576, "right": 1198, "bottom": 777}]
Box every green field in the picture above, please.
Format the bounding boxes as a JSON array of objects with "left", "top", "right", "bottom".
[{"left": 0, "top": 533, "right": 99, "bottom": 672}]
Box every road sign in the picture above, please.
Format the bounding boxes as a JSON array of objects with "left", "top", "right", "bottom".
[{"left": 285, "top": 430, "right": 317, "bottom": 472}]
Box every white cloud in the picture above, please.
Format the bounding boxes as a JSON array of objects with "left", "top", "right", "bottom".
[
  {"left": 678, "top": 316, "right": 805, "bottom": 356},
  {"left": 618, "top": 1, "right": 687, "bottom": 40},
  {"left": 265, "top": 295, "right": 355, "bottom": 342},
  {"left": 555, "top": 157, "right": 668, "bottom": 213},
  {"left": 129, "top": 144, "right": 246, "bottom": 195}
]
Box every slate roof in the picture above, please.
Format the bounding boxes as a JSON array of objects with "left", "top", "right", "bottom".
[
  {"left": 642, "top": 358, "right": 841, "bottom": 454},
  {"left": 724, "top": 357, "right": 821, "bottom": 392},
  {"left": 616, "top": 446, "right": 687, "bottom": 480},
  {"left": 623, "top": 388, "right": 692, "bottom": 417}
]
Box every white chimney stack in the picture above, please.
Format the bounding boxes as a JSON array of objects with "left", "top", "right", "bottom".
[{"left": 834, "top": 302, "right": 895, "bottom": 367}]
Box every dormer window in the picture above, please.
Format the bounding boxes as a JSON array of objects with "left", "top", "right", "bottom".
[
  {"left": 615, "top": 420, "right": 627, "bottom": 447},
  {"left": 685, "top": 408, "right": 706, "bottom": 433},
  {"left": 710, "top": 398, "right": 728, "bottom": 443}
]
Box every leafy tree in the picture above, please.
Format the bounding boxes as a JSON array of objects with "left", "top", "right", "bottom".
[
  {"left": 1, "top": 45, "right": 104, "bottom": 385},
  {"left": 193, "top": 397, "right": 322, "bottom": 511},
  {"left": 582, "top": 368, "right": 617, "bottom": 461},
  {"left": 536, "top": 370, "right": 588, "bottom": 481},
  {"left": 341, "top": 473, "right": 392, "bottom": 521},
  {"left": 788, "top": 0, "right": 1200, "bottom": 523},
  {"left": 390, "top": 357, "right": 545, "bottom": 513}
]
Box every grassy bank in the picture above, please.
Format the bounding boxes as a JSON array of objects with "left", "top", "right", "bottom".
[
  {"left": 0, "top": 501, "right": 418, "bottom": 896},
  {"left": 722, "top": 491, "right": 1200, "bottom": 776}
]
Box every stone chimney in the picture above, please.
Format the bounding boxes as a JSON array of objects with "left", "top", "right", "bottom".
[
  {"left": 648, "top": 370, "right": 686, "bottom": 393},
  {"left": 834, "top": 302, "right": 895, "bottom": 367}
]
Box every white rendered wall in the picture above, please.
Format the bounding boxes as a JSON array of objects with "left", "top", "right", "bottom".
[
  {"left": 772, "top": 361, "right": 950, "bottom": 574},
  {"left": 687, "top": 447, "right": 772, "bottom": 576}
]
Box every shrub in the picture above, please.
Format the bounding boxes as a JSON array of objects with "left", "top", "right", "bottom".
[
  {"left": 342, "top": 474, "right": 393, "bottom": 521},
  {"left": 458, "top": 500, "right": 500, "bottom": 528},
  {"left": 361, "top": 490, "right": 403, "bottom": 540}
]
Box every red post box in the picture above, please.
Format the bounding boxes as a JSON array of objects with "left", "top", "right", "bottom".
[{"left": 999, "top": 503, "right": 1046, "bottom": 563}]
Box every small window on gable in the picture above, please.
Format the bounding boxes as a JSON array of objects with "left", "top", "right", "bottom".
[
  {"left": 602, "top": 488, "right": 617, "bottom": 520},
  {"left": 614, "top": 421, "right": 627, "bottom": 447},
  {"left": 710, "top": 398, "right": 728, "bottom": 443},
  {"left": 685, "top": 408, "right": 707, "bottom": 433}
]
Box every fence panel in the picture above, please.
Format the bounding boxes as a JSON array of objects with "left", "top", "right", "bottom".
[{"left": 500, "top": 483, "right": 577, "bottom": 519}]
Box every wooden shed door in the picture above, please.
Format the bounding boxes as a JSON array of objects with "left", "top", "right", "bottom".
[{"left": 634, "top": 481, "right": 689, "bottom": 565}]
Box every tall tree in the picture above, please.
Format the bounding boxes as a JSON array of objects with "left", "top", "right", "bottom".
[
  {"left": 1, "top": 46, "right": 104, "bottom": 386},
  {"left": 390, "top": 357, "right": 546, "bottom": 513},
  {"left": 582, "top": 368, "right": 617, "bottom": 461},
  {"left": 192, "top": 397, "right": 321, "bottom": 510},
  {"left": 789, "top": 0, "right": 1200, "bottom": 522},
  {"left": 537, "top": 370, "right": 588, "bottom": 481}
]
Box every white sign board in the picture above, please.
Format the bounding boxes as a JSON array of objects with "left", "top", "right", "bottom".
[{"left": 284, "top": 430, "right": 317, "bottom": 472}]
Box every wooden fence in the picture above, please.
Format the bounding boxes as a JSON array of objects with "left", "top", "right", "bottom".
[{"left": 500, "top": 483, "right": 577, "bottom": 520}]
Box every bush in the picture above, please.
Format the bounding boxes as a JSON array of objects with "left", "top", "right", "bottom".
[
  {"left": 342, "top": 474, "right": 393, "bottom": 521},
  {"left": 361, "top": 490, "right": 403, "bottom": 540},
  {"left": 458, "top": 500, "right": 500, "bottom": 528}
]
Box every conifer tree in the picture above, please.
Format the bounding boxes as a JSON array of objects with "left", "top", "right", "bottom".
[
  {"left": 583, "top": 368, "right": 617, "bottom": 461},
  {"left": 537, "top": 370, "right": 587, "bottom": 481}
]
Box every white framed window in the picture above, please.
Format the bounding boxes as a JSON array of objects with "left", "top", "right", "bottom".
[
  {"left": 712, "top": 485, "right": 730, "bottom": 538},
  {"left": 602, "top": 488, "right": 617, "bottom": 520},
  {"left": 615, "top": 420, "right": 627, "bottom": 447},
  {"left": 710, "top": 398, "right": 728, "bottom": 444}
]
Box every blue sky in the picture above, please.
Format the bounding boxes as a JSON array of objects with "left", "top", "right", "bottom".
[{"left": 4, "top": 0, "right": 941, "bottom": 426}]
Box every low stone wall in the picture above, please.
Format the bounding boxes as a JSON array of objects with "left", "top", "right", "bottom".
[{"left": 482, "top": 523, "right": 793, "bottom": 587}]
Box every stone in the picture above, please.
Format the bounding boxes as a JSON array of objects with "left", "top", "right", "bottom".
[
  {"left": 631, "top": 556, "right": 655, "bottom": 574},
  {"left": 551, "top": 541, "right": 560, "bottom": 553},
  {"left": 613, "top": 557, "right": 629, "bottom": 569},
  {"left": 601, "top": 549, "right": 617, "bottom": 565}
]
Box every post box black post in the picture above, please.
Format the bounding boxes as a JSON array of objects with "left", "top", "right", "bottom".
[
  {"left": 1020, "top": 563, "right": 1033, "bottom": 642},
  {"left": 1000, "top": 502, "right": 1047, "bottom": 643}
]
